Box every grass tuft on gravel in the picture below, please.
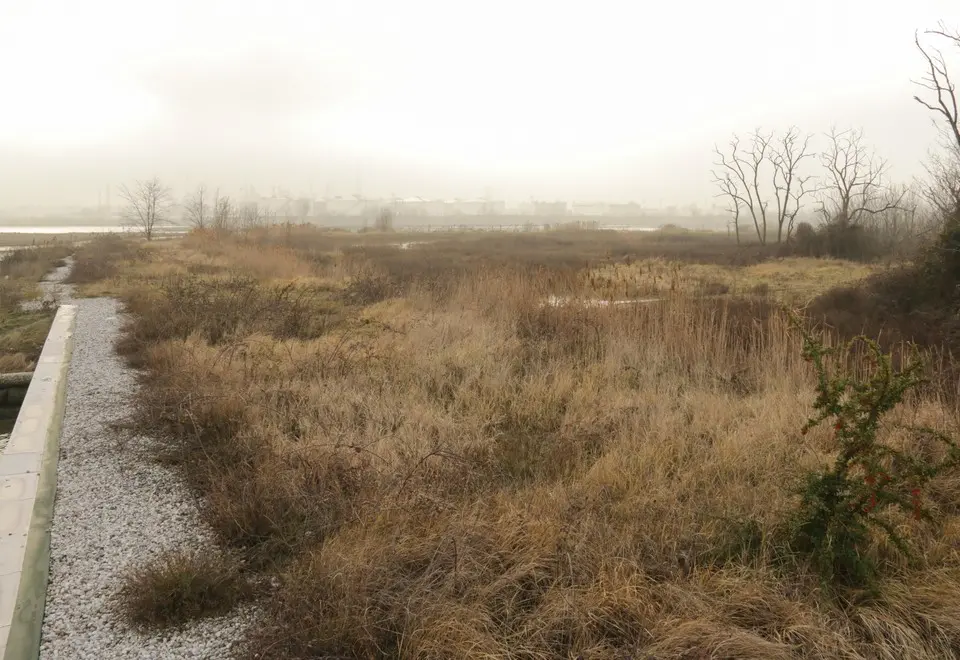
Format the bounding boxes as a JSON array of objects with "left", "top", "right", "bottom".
[{"left": 117, "top": 549, "right": 252, "bottom": 629}]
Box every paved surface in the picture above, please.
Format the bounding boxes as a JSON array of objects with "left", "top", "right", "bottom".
[{"left": 0, "top": 304, "right": 75, "bottom": 658}]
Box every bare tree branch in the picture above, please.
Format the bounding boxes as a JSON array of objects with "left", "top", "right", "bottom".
[
  {"left": 118, "top": 177, "right": 172, "bottom": 241},
  {"left": 211, "top": 190, "right": 234, "bottom": 230},
  {"left": 183, "top": 184, "right": 209, "bottom": 229},
  {"left": 748, "top": 129, "right": 772, "bottom": 244},
  {"left": 712, "top": 172, "right": 743, "bottom": 243},
  {"left": 712, "top": 133, "right": 765, "bottom": 244},
  {"left": 817, "top": 127, "right": 902, "bottom": 227},
  {"left": 769, "top": 126, "right": 816, "bottom": 242},
  {"left": 712, "top": 128, "right": 812, "bottom": 245},
  {"left": 238, "top": 202, "right": 275, "bottom": 230},
  {"left": 921, "top": 144, "right": 960, "bottom": 217},
  {"left": 914, "top": 25, "right": 960, "bottom": 153}
]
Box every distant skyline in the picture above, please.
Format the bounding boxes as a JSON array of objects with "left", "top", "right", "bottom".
[{"left": 1, "top": 0, "right": 957, "bottom": 210}]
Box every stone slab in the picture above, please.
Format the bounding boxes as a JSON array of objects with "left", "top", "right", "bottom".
[
  {"left": 0, "top": 476, "right": 38, "bottom": 503},
  {"left": 0, "top": 540, "right": 27, "bottom": 578},
  {"left": 0, "top": 455, "right": 42, "bottom": 478},
  {"left": 0, "top": 304, "right": 75, "bottom": 660}
]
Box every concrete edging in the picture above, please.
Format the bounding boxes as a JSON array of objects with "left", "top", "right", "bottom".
[{"left": 0, "top": 305, "right": 76, "bottom": 660}]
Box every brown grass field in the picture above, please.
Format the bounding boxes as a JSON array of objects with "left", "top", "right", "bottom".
[{"left": 69, "top": 227, "right": 960, "bottom": 659}]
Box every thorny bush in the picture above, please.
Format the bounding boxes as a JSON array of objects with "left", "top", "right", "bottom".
[{"left": 789, "top": 314, "right": 960, "bottom": 589}]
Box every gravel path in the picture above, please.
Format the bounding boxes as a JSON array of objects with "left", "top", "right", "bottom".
[
  {"left": 38, "top": 269, "right": 256, "bottom": 658},
  {"left": 19, "top": 256, "right": 74, "bottom": 312}
]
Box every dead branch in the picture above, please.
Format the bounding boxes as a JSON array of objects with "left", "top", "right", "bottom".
[{"left": 914, "top": 24, "right": 960, "bottom": 153}]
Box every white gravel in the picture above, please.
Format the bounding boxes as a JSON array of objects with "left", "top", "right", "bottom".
[{"left": 38, "top": 265, "right": 256, "bottom": 659}]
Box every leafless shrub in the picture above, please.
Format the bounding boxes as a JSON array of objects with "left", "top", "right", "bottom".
[{"left": 183, "top": 184, "right": 210, "bottom": 229}]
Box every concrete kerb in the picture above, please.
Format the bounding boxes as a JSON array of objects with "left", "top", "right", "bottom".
[{"left": 0, "top": 305, "right": 76, "bottom": 660}]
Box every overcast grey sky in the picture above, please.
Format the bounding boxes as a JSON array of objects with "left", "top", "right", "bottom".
[{"left": 0, "top": 0, "right": 957, "bottom": 208}]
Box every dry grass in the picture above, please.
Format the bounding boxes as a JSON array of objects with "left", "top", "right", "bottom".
[
  {"left": 117, "top": 548, "right": 252, "bottom": 629},
  {"left": 0, "top": 244, "right": 73, "bottom": 308},
  {"left": 0, "top": 312, "right": 56, "bottom": 372},
  {"left": 0, "top": 233, "right": 85, "bottom": 248},
  {"left": 587, "top": 257, "right": 875, "bottom": 304},
  {"left": 0, "top": 244, "right": 74, "bottom": 372},
  {"left": 86, "top": 227, "right": 960, "bottom": 659}
]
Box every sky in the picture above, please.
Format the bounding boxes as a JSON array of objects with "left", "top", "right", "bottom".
[{"left": 0, "top": 0, "right": 957, "bottom": 209}]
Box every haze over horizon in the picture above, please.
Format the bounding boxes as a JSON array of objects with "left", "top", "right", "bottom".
[{"left": 0, "top": 0, "right": 957, "bottom": 210}]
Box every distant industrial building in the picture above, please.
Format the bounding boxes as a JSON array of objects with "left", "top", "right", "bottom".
[
  {"left": 532, "top": 201, "right": 569, "bottom": 216},
  {"left": 607, "top": 202, "right": 644, "bottom": 217},
  {"left": 571, "top": 201, "right": 609, "bottom": 216},
  {"left": 324, "top": 196, "right": 383, "bottom": 217},
  {"left": 382, "top": 197, "right": 506, "bottom": 217}
]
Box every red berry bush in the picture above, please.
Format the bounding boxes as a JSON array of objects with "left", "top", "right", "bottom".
[{"left": 789, "top": 316, "right": 960, "bottom": 588}]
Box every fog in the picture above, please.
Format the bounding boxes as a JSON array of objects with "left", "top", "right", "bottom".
[{"left": 0, "top": 0, "right": 956, "bottom": 210}]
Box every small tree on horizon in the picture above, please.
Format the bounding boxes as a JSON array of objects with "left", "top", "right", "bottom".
[
  {"left": 119, "top": 177, "right": 172, "bottom": 241},
  {"left": 212, "top": 190, "right": 234, "bottom": 231},
  {"left": 183, "top": 184, "right": 210, "bottom": 230}
]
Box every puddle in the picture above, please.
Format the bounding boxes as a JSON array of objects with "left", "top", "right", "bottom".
[{"left": 541, "top": 295, "right": 661, "bottom": 308}]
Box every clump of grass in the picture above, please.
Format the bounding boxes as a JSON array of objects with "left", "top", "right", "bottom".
[
  {"left": 0, "top": 244, "right": 73, "bottom": 282},
  {"left": 66, "top": 234, "right": 144, "bottom": 285},
  {"left": 0, "top": 310, "right": 55, "bottom": 371},
  {"left": 116, "top": 274, "right": 342, "bottom": 365},
  {"left": 0, "top": 244, "right": 71, "bottom": 370},
  {"left": 117, "top": 548, "right": 251, "bottom": 628},
  {"left": 0, "top": 244, "right": 73, "bottom": 310}
]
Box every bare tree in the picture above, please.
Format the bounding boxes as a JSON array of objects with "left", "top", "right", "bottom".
[
  {"left": 183, "top": 184, "right": 210, "bottom": 229},
  {"left": 118, "top": 177, "right": 172, "bottom": 241},
  {"left": 914, "top": 24, "right": 960, "bottom": 153},
  {"left": 238, "top": 202, "right": 272, "bottom": 230},
  {"left": 769, "top": 127, "right": 815, "bottom": 242},
  {"left": 712, "top": 131, "right": 771, "bottom": 245},
  {"left": 712, "top": 127, "right": 813, "bottom": 245},
  {"left": 816, "top": 127, "right": 904, "bottom": 227},
  {"left": 212, "top": 190, "right": 234, "bottom": 230},
  {"left": 922, "top": 145, "right": 960, "bottom": 217},
  {"left": 915, "top": 25, "right": 960, "bottom": 218},
  {"left": 714, "top": 174, "right": 742, "bottom": 244},
  {"left": 871, "top": 183, "right": 934, "bottom": 256}
]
